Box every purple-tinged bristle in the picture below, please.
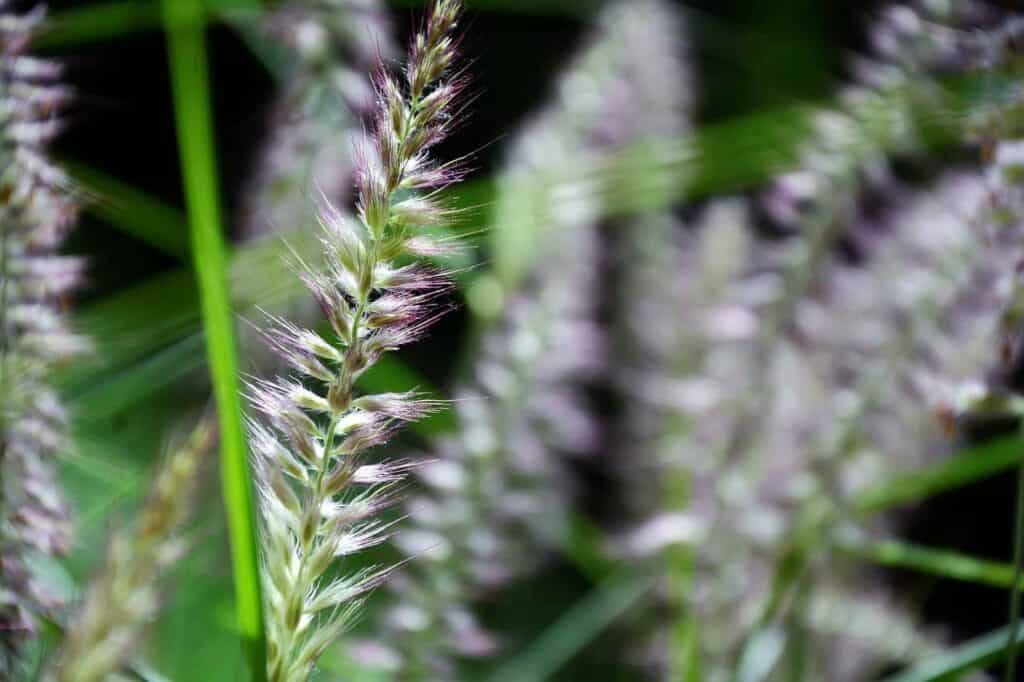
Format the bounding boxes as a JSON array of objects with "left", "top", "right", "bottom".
[{"left": 248, "top": 2, "right": 468, "bottom": 679}]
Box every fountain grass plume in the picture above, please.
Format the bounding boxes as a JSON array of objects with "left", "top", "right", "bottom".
[
  {"left": 762, "top": 1, "right": 1016, "bottom": 237},
  {"left": 632, "top": 170, "right": 1022, "bottom": 680},
  {"left": 0, "top": 3, "right": 86, "bottom": 674},
  {"left": 587, "top": 2, "right": 694, "bottom": 676},
  {"left": 247, "top": 1, "right": 468, "bottom": 679},
  {"left": 654, "top": 10, "right": 1024, "bottom": 672},
  {"left": 45, "top": 420, "right": 216, "bottom": 682}
]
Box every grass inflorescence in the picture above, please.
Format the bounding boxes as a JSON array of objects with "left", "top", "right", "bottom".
[
  {"left": 0, "top": 4, "right": 85, "bottom": 675},
  {"left": 246, "top": 2, "right": 469, "bottom": 679}
]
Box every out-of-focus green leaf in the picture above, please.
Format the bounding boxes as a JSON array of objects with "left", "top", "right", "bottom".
[
  {"left": 38, "top": 0, "right": 589, "bottom": 52},
  {"left": 883, "top": 623, "right": 1024, "bottom": 682},
  {"left": 562, "top": 513, "right": 614, "bottom": 583},
  {"left": 488, "top": 105, "right": 811, "bottom": 286},
  {"left": 60, "top": 225, "right": 313, "bottom": 396},
  {"left": 69, "top": 333, "right": 206, "bottom": 420},
  {"left": 36, "top": 0, "right": 265, "bottom": 48},
  {"left": 853, "top": 436, "right": 1024, "bottom": 515},
  {"left": 836, "top": 533, "right": 1018, "bottom": 590},
  {"left": 66, "top": 160, "right": 191, "bottom": 260},
  {"left": 35, "top": 1, "right": 163, "bottom": 48},
  {"left": 61, "top": 266, "right": 199, "bottom": 398},
  {"left": 484, "top": 568, "right": 654, "bottom": 682}
]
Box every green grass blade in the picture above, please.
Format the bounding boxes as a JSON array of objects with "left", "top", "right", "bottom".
[
  {"left": 36, "top": 0, "right": 593, "bottom": 52},
  {"left": 562, "top": 512, "right": 615, "bottom": 583},
  {"left": 853, "top": 435, "right": 1024, "bottom": 515},
  {"left": 65, "top": 160, "right": 191, "bottom": 260},
  {"left": 883, "top": 624, "right": 1024, "bottom": 682},
  {"left": 61, "top": 268, "right": 199, "bottom": 398},
  {"left": 38, "top": 0, "right": 589, "bottom": 51},
  {"left": 38, "top": 0, "right": 263, "bottom": 48},
  {"left": 484, "top": 569, "right": 654, "bottom": 682},
  {"left": 1007, "top": 461, "right": 1024, "bottom": 680},
  {"left": 70, "top": 333, "right": 206, "bottom": 421},
  {"left": 162, "top": 0, "right": 265, "bottom": 677},
  {"left": 35, "top": 1, "right": 163, "bottom": 49},
  {"left": 836, "top": 533, "right": 1018, "bottom": 590}
]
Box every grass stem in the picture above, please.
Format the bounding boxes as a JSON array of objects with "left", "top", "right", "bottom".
[{"left": 162, "top": 0, "right": 266, "bottom": 677}]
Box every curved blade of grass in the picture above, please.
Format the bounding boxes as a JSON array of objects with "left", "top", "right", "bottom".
[
  {"left": 34, "top": 1, "right": 163, "bottom": 49},
  {"left": 835, "top": 533, "right": 1018, "bottom": 590},
  {"left": 162, "top": 0, "right": 265, "bottom": 677},
  {"left": 853, "top": 435, "right": 1024, "bottom": 515},
  {"left": 484, "top": 568, "right": 654, "bottom": 682},
  {"left": 37, "top": 0, "right": 593, "bottom": 52},
  {"left": 65, "top": 160, "right": 191, "bottom": 260},
  {"left": 883, "top": 623, "right": 1024, "bottom": 682},
  {"left": 70, "top": 333, "right": 206, "bottom": 421},
  {"left": 38, "top": 0, "right": 590, "bottom": 51},
  {"left": 1007, "top": 459, "right": 1024, "bottom": 681},
  {"left": 37, "top": 0, "right": 264, "bottom": 49}
]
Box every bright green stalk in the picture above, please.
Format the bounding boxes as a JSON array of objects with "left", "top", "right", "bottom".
[{"left": 162, "top": 0, "right": 265, "bottom": 678}]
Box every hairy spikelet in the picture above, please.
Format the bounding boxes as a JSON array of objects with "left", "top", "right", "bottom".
[
  {"left": 352, "top": 3, "right": 692, "bottom": 677},
  {"left": 239, "top": 0, "right": 395, "bottom": 240},
  {"left": 238, "top": 1, "right": 397, "bottom": 376},
  {"left": 44, "top": 420, "right": 215, "bottom": 682},
  {"left": 248, "top": 2, "right": 467, "bottom": 680},
  {"left": 0, "top": 4, "right": 85, "bottom": 674}
]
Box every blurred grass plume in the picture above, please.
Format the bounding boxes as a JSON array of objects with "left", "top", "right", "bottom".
[{"left": 0, "top": 3, "right": 85, "bottom": 675}]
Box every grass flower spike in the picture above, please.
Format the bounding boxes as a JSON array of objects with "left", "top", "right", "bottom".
[
  {"left": 762, "top": 2, "right": 1009, "bottom": 240},
  {"left": 238, "top": 0, "right": 396, "bottom": 375},
  {"left": 46, "top": 420, "right": 216, "bottom": 682},
  {"left": 249, "top": 2, "right": 467, "bottom": 679},
  {"left": 0, "top": 3, "right": 84, "bottom": 674},
  {"left": 353, "top": 3, "right": 689, "bottom": 676},
  {"left": 608, "top": 4, "right": 1024, "bottom": 678}
]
